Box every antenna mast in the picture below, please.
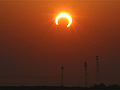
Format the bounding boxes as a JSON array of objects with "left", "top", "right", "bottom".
[
  {"left": 61, "top": 66, "right": 64, "bottom": 86},
  {"left": 96, "top": 56, "right": 99, "bottom": 84},
  {"left": 84, "top": 62, "right": 87, "bottom": 87}
]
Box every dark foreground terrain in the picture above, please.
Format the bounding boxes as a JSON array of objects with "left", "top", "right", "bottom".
[{"left": 0, "top": 84, "right": 120, "bottom": 90}]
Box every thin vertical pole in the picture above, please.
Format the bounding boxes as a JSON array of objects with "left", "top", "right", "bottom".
[
  {"left": 61, "top": 66, "right": 64, "bottom": 86},
  {"left": 84, "top": 62, "right": 87, "bottom": 87},
  {"left": 96, "top": 56, "right": 99, "bottom": 84}
]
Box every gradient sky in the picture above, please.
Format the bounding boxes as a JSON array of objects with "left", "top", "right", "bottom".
[{"left": 0, "top": 0, "right": 120, "bottom": 87}]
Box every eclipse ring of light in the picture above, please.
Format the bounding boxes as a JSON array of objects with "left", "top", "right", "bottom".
[{"left": 55, "top": 13, "right": 72, "bottom": 27}]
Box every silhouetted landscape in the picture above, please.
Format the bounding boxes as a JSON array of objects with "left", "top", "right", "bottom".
[{"left": 0, "top": 83, "right": 120, "bottom": 89}]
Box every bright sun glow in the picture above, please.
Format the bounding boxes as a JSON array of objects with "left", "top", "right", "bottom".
[{"left": 55, "top": 12, "right": 72, "bottom": 27}]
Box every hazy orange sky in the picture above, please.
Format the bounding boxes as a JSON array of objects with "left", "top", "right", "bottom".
[{"left": 0, "top": 0, "right": 120, "bottom": 87}]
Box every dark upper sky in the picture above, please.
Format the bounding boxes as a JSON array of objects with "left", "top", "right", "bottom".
[{"left": 0, "top": 0, "right": 120, "bottom": 87}]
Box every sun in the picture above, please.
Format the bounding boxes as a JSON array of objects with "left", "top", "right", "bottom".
[{"left": 55, "top": 12, "right": 72, "bottom": 27}]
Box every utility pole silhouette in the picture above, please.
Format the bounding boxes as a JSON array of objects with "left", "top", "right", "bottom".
[
  {"left": 96, "top": 56, "right": 99, "bottom": 84},
  {"left": 61, "top": 66, "right": 64, "bottom": 86},
  {"left": 84, "top": 62, "right": 87, "bottom": 87}
]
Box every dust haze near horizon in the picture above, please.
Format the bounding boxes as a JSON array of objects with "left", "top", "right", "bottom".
[{"left": 0, "top": 0, "right": 120, "bottom": 87}]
